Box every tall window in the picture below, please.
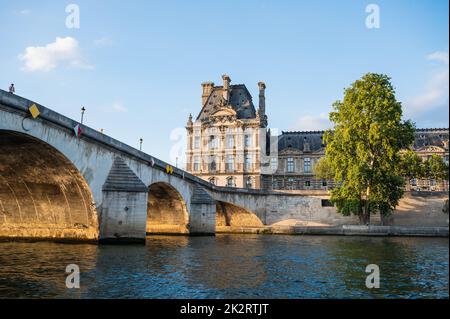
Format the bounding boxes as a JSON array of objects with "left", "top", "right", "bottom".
[
  {"left": 244, "top": 134, "right": 252, "bottom": 148},
  {"left": 245, "top": 154, "right": 252, "bottom": 171},
  {"left": 194, "top": 136, "right": 200, "bottom": 149},
  {"left": 270, "top": 158, "right": 278, "bottom": 170},
  {"left": 246, "top": 177, "right": 252, "bottom": 188},
  {"left": 226, "top": 134, "right": 234, "bottom": 148},
  {"left": 209, "top": 135, "right": 217, "bottom": 149},
  {"left": 287, "top": 157, "right": 294, "bottom": 172},
  {"left": 304, "top": 157, "right": 311, "bottom": 173},
  {"left": 209, "top": 156, "right": 216, "bottom": 172},
  {"left": 227, "top": 177, "right": 235, "bottom": 187},
  {"left": 226, "top": 155, "right": 234, "bottom": 172},
  {"left": 193, "top": 156, "right": 200, "bottom": 171}
]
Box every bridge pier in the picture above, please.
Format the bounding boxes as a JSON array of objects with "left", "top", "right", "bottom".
[
  {"left": 189, "top": 186, "right": 216, "bottom": 235},
  {"left": 99, "top": 157, "right": 148, "bottom": 244}
]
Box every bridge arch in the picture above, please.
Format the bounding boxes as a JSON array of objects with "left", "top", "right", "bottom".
[
  {"left": 0, "top": 130, "right": 98, "bottom": 241},
  {"left": 147, "top": 182, "right": 189, "bottom": 234},
  {"left": 216, "top": 200, "right": 263, "bottom": 227}
]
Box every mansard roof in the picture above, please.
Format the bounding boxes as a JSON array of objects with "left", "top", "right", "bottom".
[
  {"left": 413, "top": 128, "right": 449, "bottom": 151},
  {"left": 196, "top": 84, "right": 256, "bottom": 121},
  {"left": 278, "top": 131, "right": 326, "bottom": 153},
  {"left": 279, "top": 128, "right": 449, "bottom": 153}
]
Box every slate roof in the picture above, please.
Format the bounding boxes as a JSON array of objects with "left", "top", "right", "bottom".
[
  {"left": 413, "top": 128, "right": 449, "bottom": 150},
  {"left": 278, "top": 128, "right": 449, "bottom": 153},
  {"left": 102, "top": 157, "right": 148, "bottom": 192},
  {"left": 196, "top": 84, "right": 256, "bottom": 121},
  {"left": 278, "top": 131, "right": 326, "bottom": 153}
]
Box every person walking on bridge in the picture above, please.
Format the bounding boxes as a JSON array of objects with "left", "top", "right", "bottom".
[{"left": 8, "top": 83, "right": 15, "bottom": 94}]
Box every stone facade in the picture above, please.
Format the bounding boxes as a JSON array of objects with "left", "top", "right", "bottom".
[
  {"left": 262, "top": 128, "right": 449, "bottom": 192},
  {"left": 407, "top": 128, "right": 449, "bottom": 191},
  {"left": 187, "top": 76, "right": 449, "bottom": 192},
  {"left": 185, "top": 75, "right": 268, "bottom": 188}
]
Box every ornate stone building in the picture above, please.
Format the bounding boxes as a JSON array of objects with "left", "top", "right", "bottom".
[
  {"left": 187, "top": 75, "right": 449, "bottom": 192},
  {"left": 260, "top": 131, "right": 333, "bottom": 191},
  {"left": 261, "top": 128, "right": 449, "bottom": 192},
  {"left": 185, "top": 75, "right": 268, "bottom": 188},
  {"left": 408, "top": 128, "right": 449, "bottom": 191}
]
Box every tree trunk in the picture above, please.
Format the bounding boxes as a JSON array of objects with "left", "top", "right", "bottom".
[
  {"left": 360, "top": 186, "right": 371, "bottom": 225},
  {"left": 358, "top": 199, "right": 369, "bottom": 225}
]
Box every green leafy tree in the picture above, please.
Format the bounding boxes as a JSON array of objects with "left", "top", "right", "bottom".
[
  {"left": 399, "top": 150, "right": 425, "bottom": 181},
  {"left": 323, "top": 73, "right": 415, "bottom": 224},
  {"left": 425, "top": 154, "right": 449, "bottom": 182},
  {"left": 313, "top": 157, "right": 334, "bottom": 180}
]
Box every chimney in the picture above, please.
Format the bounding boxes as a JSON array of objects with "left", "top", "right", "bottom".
[
  {"left": 201, "top": 82, "right": 214, "bottom": 106},
  {"left": 258, "top": 81, "right": 267, "bottom": 127},
  {"left": 222, "top": 74, "right": 231, "bottom": 101}
]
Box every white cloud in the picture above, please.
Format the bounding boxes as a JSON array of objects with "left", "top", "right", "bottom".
[
  {"left": 112, "top": 102, "right": 128, "bottom": 113},
  {"left": 18, "top": 37, "right": 94, "bottom": 72},
  {"left": 427, "top": 50, "right": 449, "bottom": 65},
  {"left": 291, "top": 112, "right": 331, "bottom": 131},
  {"left": 405, "top": 50, "right": 449, "bottom": 116},
  {"left": 94, "top": 36, "right": 114, "bottom": 48}
]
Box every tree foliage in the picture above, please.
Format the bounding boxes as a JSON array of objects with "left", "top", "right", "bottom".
[
  {"left": 313, "top": 157, "right": 334, "bottom": 180},
  {"left": 425, "top": 154, "right": 449, "bottom": 182},
  {"left": 398, "top": 150, "right": 425, "bottom": 180},
  {"left": 324, "top": 73, "right": 415, "bottom": 224}
]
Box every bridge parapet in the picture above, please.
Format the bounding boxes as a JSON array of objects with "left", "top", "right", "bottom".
[{"left": 0, "top": 89, "right": 212, "bottom": 189}]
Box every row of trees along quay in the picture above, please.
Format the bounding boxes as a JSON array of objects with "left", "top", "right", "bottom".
[{"left": 313, "top": 73, "right": 449, "bottom": 225}]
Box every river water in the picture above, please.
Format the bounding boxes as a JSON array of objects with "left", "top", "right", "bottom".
[{"left": 0, "top": 235, "right": 448, "bottom": 299}]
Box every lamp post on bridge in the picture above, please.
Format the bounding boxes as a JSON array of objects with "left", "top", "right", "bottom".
[
  {"left": 139, "top": 138, "right": 143, "bottom": 151},
  {"left": 80, "top": 107, "right": 86, "bottom": 125}
]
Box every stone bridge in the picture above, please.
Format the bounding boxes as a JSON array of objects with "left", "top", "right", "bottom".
[{"left": 1, "top": 89, "right": 344, "bottom": 243}]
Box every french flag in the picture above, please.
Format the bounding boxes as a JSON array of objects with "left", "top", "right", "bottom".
[{"left": 74, "top": 124, "right": 83, "bottom": 138}]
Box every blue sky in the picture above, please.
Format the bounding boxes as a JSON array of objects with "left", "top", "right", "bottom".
[{"left": 1, "top": 0, "right": 448, "bottom": 166}]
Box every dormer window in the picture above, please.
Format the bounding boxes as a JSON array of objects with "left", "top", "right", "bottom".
[{"left": 304, "top": 142, "right": 310, "bottom": 152}]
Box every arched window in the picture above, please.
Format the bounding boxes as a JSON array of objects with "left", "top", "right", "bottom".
[
  {"left": 209, "top": 177, "right": 216, "bottom": 185},
  {"left": 226, "top": 176, "right": 235, "bottom": 187}
]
